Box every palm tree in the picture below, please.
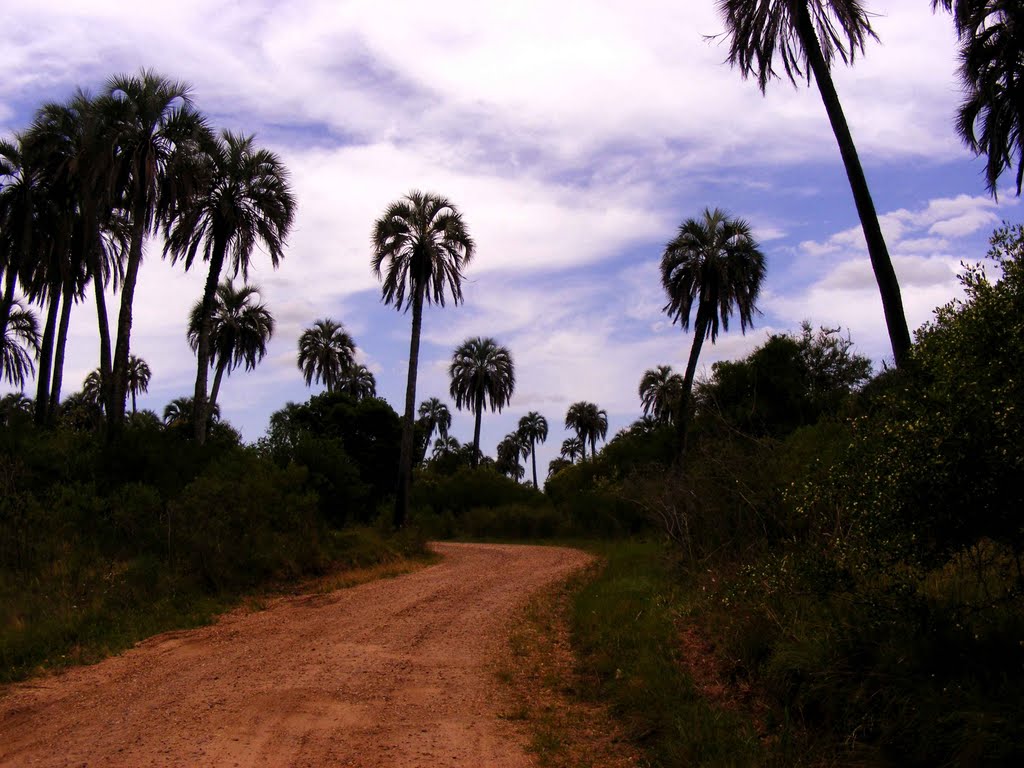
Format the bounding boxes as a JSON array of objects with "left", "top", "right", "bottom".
[
  {"left": 661, "top": 208, "right": 766, "bottom": 449},
  {"left": 187, "top": 280, "right": 273, "bottom": 413},
  {"left": 419, "top": 396, "right": 452, "bottom": 443},
  {"left": 0, "top": 138, "right": 36, "bottom": 342},
  {"left": 933, "top": 1, "right": 1024, "bottom": 196},
  {"left": 297, "top": 318, "right": 355, "bottom": 393},
  {"left": 0, "top": 392, "right": 33, "bottom": 426},
  {"left": 373, "top": 190, "right": 475, "bottom": 526},
  {"left": 432, "top": 435, "right": 461, "bottom": 460},
  {"left": 718, "top": 0, "right": 911, "bottom": 367},
  {"left": 565, "top": 401, "right": 608, "bottom": 460},
  {"left": 82, "top": 368, "right": 104, "bottom": 410},
  {"left": 517, "top": 411, "right": 549, "bottom": 489},
  {"left": 639, "top": 365, "right": 685, "bottom": 424},
  {"left": 449, "top": 337, "right": 515, "bottom": 469},
  {"left": 163, "top": 396, "right": 220, "bottom": 427},
  {"left": 126, "top": 355, "right": 151, "bottom": 415},
  {"left": 339, "top": 364, "right": 377, "bottom": 400},
  {"left": 496, "top": 433, "right": 528, "bottom": 481},
  {"left": 165, "top": 131, "right": 294, "bottom": 443},
  {"left": 560, "top": 436, "right": 584, "bottom": 463},
  {"left": 102, "top": 69, "right": 210, "bottom": 437},
  {"left": 0, "top": 298, "right": 39, "bottom": 387}
]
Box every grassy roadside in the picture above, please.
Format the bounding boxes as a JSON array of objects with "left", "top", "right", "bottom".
[
  {"left": 0, "top": 527, "right": 431, "bottom": 685},
  {"left": 499, "top": 539, "right": 767, "bottom": 768}
]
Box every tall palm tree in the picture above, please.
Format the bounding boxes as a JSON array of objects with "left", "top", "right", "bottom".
[
  {"left": 639, "top": 365, "right": 685, "bottom": 424},
  {"left": 0, "top": 138, "right": 36, "bottom": 341},
  {"left": 661, "top": 208, "right": 766, "bottom": 449},
  {"left": 933, "top": 1, "right": 1024, "bottom": 196},
  {"left": 718, "top": 0, "right": 911, "bottom": 367},
  {"left": 517, "top": 411, "right": 549, "bottom": 488},
  {"left": 373, "top": 190, "right": 475, "bottom": 526},
  {"left": 565, "top": 401, "right": 608, "bottom": 460},
  {"left": 449, "top": 337, "right": 515, "bottom": 469},
  {"left": 297, "top": 318, "right": 355, "bottom": 393},
  {"left": 103, "top": 69, "right": 210, "bottom": 437},
  {"left": 165, "top": 131, "right": 294, "bottom": 443},
  {"left": 560, "top": 436, "right": 584, "bottom": 463},
  {"left": 339, "top": 363, "right": 377, "bottom": 400},
  {"left": 0, "top": 298, "right": 39, "bottom": 387},
  {"left": 187, "top": 280, "right": 273, "bottom": 413},
  {"left": 125, "top": 355, "right": 151, "bottom": 415},
  {"left": 418, "top": 396, "right": 452, "bottom": 443}
]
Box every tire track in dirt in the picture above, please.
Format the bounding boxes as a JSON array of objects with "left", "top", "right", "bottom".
[{"left": 0, "top": 542, "right": 592, "bottom": 767}]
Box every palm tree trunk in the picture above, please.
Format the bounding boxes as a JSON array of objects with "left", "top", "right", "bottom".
[
  {"left": 394, "top": 283, "right": 425, "bottom": 529},
  {"left": 85, "top": 213, "right": 114, "bottom": 424},
  {"left": 34, "top": 292, "right": 60, "bottom": 425},
  {"left": 676, "top": 307, "right": 710, "bottom": 458},
  {"left": 109, "top": 189, "right": 148, "bottom": 439},
  {"left": 472, "top": 391, "right": 484, "bottom": 469},
  {"left": 0, "top": 268, "right": 17, "bottom": 339},
  {"left": 47, "top": 279, "right": 76, "bottom": 422},
  {"left": 795, "top": 3, "right": 912, "bottom": 368},
  {"left": 131, "top": 389, "right": 137, "bottom": 415},
  {"left": 193, "top": 236, "right": 227, "bottom": 444},
  {"left": 530, "top": 438, "right": 538, "bottom": 488},
  {"left": 209, "top": 357, "right": 229, "bottom": 413}
]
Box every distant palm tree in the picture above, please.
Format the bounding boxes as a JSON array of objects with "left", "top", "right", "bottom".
[
  {"left": 339, "top": 363, "right": 377, "bottom": 400},
  {"left": 639, "top": 365, "right": 684, "bottom": 424},
  {"left": 560, "top": 436, "right": 584, "bottom": 463},
  {"left": 547, "top": 457, "right": 572, "bottom": 480},
  {"left": 297, "top": 318, "right": 355, "bottom": 393},
  {"left": 432, "top": 434, "right": 461, "bottom": 460},
  {"left": 82, "top": 368, "right": 104, "bottom": 411},
  {"left": 126, "top": 355, "right": 151, "bottom": 415},
  {"left": 0, "top": 298, "right": 39, "bottom": 388},
  {"left": 517, "top": 411, "right": 549, "bottom": 488},
  {"left": 165, "top": 130, "right": 294, "bottom": 443},
  {"left": 188, "top": 281, "right": 273, "bottom": 413},
  {"left": 0, "top": 392, "right": 33, "bottom": 426},
  {"left": 419, "top": 397, "right": 452, "bottom": 442},
  {"left": 163, "top": 396, "right": 220, "bottom": 427},
  {"left": 662, "top": 208, "right": 765, "bottom": 450},
  {"left": 718, "top": 0, "right": 911, "bottom": 367},
  {"left": 496, "top": 433, "right": 528, "bottom": 482},
  {"left": 449, "top": 337, "right": 515, "bottom": 468},
  {"left": 933, "top": 0, "right": 1024, "bottom": 196},
  {"left": 565, "top": 401, "right": 608, "bottom": 460},
  {"left": 373, "top": 191, "right": 474, "bottom": 526},
  {"left": 103, "top": 70, "right": 210, "bottom": 437}
]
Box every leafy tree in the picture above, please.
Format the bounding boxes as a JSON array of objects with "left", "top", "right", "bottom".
[
  {"left": 338, "top": 364, "right": 377, "bottom": 401},
  {"left": 297, "top": 318, "right": 355, "bottom": 393},
  {"left": 517, "top": 411, "right": 549, "bottom": 488},
  {"left": 661, "top": 208, "right": 765, "bottom": 451},
  {"left": 449, "top": 337, "right": 516, "bottom": 469},
  {"left": 560, "top": 436, "right": 584, "bottom": 463},
  {"left": 934, "top": 1, "right": 1024, "bottom": 196},
  {"left": 187, "top": 281, "right": 273, "bottom": 413},
  {"left": 639, "top": 365, "right": 684, "bottom": 424},
  {"left": 564, "top": 401, "right": 608, "bottom": 459},
  {"left": 103, "top": 70, "right": 210, "bottom": 437},
  {"left": 0, "top": 298, "right": 38, "bottom": 388},
  {"left": 164, "top": 130, "right": 294, "bottom": 443},
  {"left": 717, "top": 0, "right": 911, "bottom": 367},
  {"left": 372, "top": 190, "right": 475, "bottom": 527}
]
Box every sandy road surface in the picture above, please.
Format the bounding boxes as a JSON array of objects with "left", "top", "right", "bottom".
[{"left": 0, "top": 542, "right": 592, "bottom": 767}]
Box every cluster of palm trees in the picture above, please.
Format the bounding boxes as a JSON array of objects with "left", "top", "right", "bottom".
[{"left": 0, "top": 69, "right": 295, "bottom": 442}]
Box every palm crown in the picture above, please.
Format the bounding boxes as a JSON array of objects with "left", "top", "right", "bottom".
[
  {"left": 297, "top": 318, "right": 355, "bottom": 393},
  {"left": 639, "top": 365, "right": 684, "bottom": 424},
  {"left": 449, "top": 337, "right": 515, "bottom": 468},
  {"left": 564, "top": 401, "right": 608, "bottom": 460}
]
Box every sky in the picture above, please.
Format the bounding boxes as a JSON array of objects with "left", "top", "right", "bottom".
[{"left": 1, "top": 1, "right": 1019, "bottom": 480}]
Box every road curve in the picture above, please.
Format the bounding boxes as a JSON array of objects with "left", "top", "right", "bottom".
[{"left": 0, "top": 542, "right": 592, "bottom": 767}]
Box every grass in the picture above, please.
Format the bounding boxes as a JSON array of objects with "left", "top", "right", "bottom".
[{"left": 0, "top": 526, "right": 432, "bottom": 685}]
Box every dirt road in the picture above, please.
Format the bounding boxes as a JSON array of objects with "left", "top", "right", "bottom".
[{"left": 0, "top": 542, "right": 592, "bottom": 767}]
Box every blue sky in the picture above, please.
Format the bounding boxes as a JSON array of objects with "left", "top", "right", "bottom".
[{"left": 1, "top": 1, "right": 1019, "bottom": 477}]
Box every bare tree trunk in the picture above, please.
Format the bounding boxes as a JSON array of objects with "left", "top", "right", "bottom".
[
  {"left": 795, "top": 3, "right": 912, "bottom": 368},
  {"left": 530, "top": 438, "right": 538, "bottom": 488},
  {"left": 192, "top": 237, "right": 226, "bottom": 444},
  {"left": 676, "top": 306, "right": 710, "bottom": 459},
  {"left": 109, "top": 190, "right": 147, "bottom": 440},
  {"left": 208, "top": 357, "right": 229, "bottom": 413},
  {"left": 34, "top": 292, "right": 60, "bottom": 426},
  {"left": 84, "top": 208, "right": 114, "bottom": 425},
  {"left": 472, "top": 390, "right": 484, "bottom": 468},
  {"left": 0, "top": 268, "right": 17, "bottom": 338},
  {"left": 394, "top": 283, "right": 425, "bottom": 529},
  {"left": 47, "top": 279, "right": 76, "bottom": 422}
]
